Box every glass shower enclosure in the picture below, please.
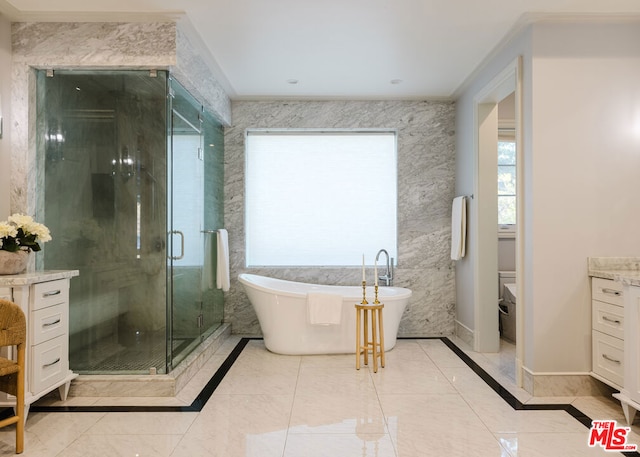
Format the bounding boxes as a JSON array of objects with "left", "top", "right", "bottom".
[{"left": 37, "top": 70, "right": 224, "bottom": 374}]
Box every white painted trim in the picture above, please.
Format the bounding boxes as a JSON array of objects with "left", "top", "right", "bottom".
[
  {"left": 455, "top": 319, "right": 473, "bottom": 333},
  {"left": 522, "top": 366, "right": 591, "bottom": 377},
  {"left": 515, "top": 355, "right": 523, "bottom": 387},
  {"left": 498, "top": 228, "right": 516, "bottom": 239},
  {"left": 455, "top": 320, "right": 474, "bottom": 348},
  {"left": 472, "top": 60, "right": 520, "bottom": 354},
  {"left": 452, "top": 13, "right": 640, "bottom": 98},
  {"left": 472, "top": 101, "right": 499, "bottom": 353},
  {"left": 513, "top": 56, "right": 524, "bottom": 389},
  {"left": 498, "top": 120, "right": 516, "bottom": 130},
  {"left": 0, "top": 9, "right": 183, "bottom": 22},
  {"left": 471, "top": 58, "right": 523, "bottom": 388}
]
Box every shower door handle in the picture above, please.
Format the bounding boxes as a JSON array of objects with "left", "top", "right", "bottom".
[{"left": 169, "top": 230, "right": 185, "bottom": 260}]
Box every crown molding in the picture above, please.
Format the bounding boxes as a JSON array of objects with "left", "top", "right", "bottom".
[
  {"left": 451, "top": 11, "right": 640, "bottom": 99},
  {"left": 0, "top": 1, "right": 183, "bottom": 23}
]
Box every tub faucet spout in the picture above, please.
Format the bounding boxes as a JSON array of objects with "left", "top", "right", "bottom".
[{"left": 375, "top": 249, "right": 394, "bottom": 286}]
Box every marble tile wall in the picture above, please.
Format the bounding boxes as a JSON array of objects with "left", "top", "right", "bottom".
[
  {"left": 9, "top": 21, "right": 231, "bottom": 374},
  {"left": 224, "top": 100, "right": 456, "bottom": 336},
  {"left": 173, "top": 26, "right": 231, "bottom": 126},
  {"left": 10, "top": 21, "right": 231, "bottom": 216}
]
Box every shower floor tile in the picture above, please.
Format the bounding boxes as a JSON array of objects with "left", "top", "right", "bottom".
[{"left": 71, "top": 332, "right": 194, "bottom": 374}]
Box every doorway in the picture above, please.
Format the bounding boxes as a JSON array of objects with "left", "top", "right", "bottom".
[{"left": 473, "top": 58, "right": 523, "bottom": 386}]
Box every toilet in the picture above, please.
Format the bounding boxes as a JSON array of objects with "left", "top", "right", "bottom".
[
  {"left": 498, "top": 271, "right": 516, "bottom": 343},
  {"left": 498, "top": 270, "right": 516, "bottom": 300}
]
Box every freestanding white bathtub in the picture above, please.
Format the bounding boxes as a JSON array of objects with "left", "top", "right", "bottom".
[{"left": 238, "top": 273, "right": 412, "bottom": 355}]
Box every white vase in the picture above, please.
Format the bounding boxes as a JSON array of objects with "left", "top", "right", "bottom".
[{"left": 0, "top": 250, "right": 29, "bottom": 275}]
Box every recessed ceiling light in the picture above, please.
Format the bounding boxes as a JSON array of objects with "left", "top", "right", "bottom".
[
  {"left": 286, "top": 79, "right": 299, "bottom": 85},
  {"left": 390, "top": 79, "right": 403, "bottom": 85}
]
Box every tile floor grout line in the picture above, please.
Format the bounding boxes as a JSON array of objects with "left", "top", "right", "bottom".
[
  {"left": 419, "top": 339, "right": 520, "bottom": 457},
  {"left": 368, "top": 353, "right": 400, "bottom": 457},
  {"left": 21, "top": 335, "right": 640, "bottom": 456},
  {"left": 281, "top": 351, "right": 304, "bottom": 457},
  {"left": 439, "top": 336, "right": 640, "bottom": 457},
  {"left": 29, "top": 337, "right": 253, "bottom": 414}
]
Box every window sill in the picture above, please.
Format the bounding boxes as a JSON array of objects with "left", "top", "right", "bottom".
[{"left": 498, "top": 230, "right": 516, "bottom": 240}]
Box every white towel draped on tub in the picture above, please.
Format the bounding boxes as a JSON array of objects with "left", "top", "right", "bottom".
[
  {"left": 216, "top": 229, "right": 231, "bottom": 292},
  {"left": 450, "top": 196, "right": 467, "bottom": 260},
  {"left": 307, "top": 293, "right": 343, "bottom": 325}
]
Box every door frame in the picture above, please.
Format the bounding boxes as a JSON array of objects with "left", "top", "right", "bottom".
[{"left": 473, "top": 57, "right": 524, "bottom": 386}]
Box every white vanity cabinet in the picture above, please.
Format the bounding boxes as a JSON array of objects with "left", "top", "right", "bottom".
[
  {"left": 591, "top": 277, "right": 624, "bottom": 388},
  {"left": 612, "top": 280, "right": 640, "bottom": 425},
  {"left": 587, "top": 258, "right": 640, "bottom": 425},
  {"left": 0, "top": 270, "right": 78, "bottom": 416}
]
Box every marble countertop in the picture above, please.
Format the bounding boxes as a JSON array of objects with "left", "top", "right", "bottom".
[
  {"left": 0, "top": 270, "right": 79, "bottom": 286},
  {"left": 588, "top": 257, "right": 640, "bottom": 287},
  {"left": 590, "top": 269, "right": 640, "bottom": 286}
]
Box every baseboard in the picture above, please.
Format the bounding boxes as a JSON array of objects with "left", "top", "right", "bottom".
[
  {"left": 522, "top": 366, "right": 614, "bottom": 397},
  {"left": 455, "top": 320, "right": 474, "bottom": 347}
]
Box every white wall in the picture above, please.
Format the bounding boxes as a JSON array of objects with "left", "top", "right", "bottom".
[
  {"left": 456, "top": 19, "right": 640, "bottom": 376},
  {"left": 454, "top": 26, "right": 532, "bottom": 333},
  {"left": 0, "top": 15, "right": 10, "bottom": 218},
  {"left": 498, "top": 237, "right": 516, "bottom": 271},
  {"left": 528, "top": 21, "right": 640, "bottom": 372}
]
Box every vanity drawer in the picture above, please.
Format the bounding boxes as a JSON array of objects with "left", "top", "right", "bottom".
[
  {"left": 592, "top": 277, "right": 623, "bottom": 306},
  {"left": 31, "top": 303, "right": 67, "bottom": 345},
  {"left": 593, "top": 300, "right": 624, "bottom": 340},
  {"left": 31, "top": 334, "right": 68, "bottom": 395},
  {"left": 592, "top": 330, "right": 624, "bottom": 387},
  {"left": 31, "top": 279, "right": 68, "bottom": 311}
]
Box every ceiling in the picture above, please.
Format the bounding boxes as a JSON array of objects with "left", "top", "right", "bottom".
[{"left": 2, "top": 1, "right": 640, "bottom": 100}]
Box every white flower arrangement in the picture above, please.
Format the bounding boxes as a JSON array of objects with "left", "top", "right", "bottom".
[{"left": 0, "top": 213, "right": 52, "bottom": 253}]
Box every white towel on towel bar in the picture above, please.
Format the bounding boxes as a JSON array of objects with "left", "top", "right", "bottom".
[
  {"left": 307, "top": 293, "right": 343, "bottom": 325},
  {"left": 216, "top": 229, "right": 231, "bottom": 292},
  {"left": 201, "top": 232, "right": 214, "bottom": 290},
  {"left": 450, "top": 196, "right": 467, "bottom": 260}
]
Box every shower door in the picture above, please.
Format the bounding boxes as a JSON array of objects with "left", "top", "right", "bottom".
[
  {"left": 38, "top": 70, "right": 224, "bottom": 375},
  {"left": 167, "top": 79, "right": 217, "bottom": 370},
  {"left": 38, "top": 70, "right": 170, "bottom": 374}
]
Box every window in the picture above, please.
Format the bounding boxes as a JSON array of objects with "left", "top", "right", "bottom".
[
  {"left": 498, "top": 140, "right": 516, "bottom": 227},
  {"left": 245, "top": 130, "right": 397, "bottom": 266}
]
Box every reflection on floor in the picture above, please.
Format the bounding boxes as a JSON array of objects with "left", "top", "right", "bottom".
[
  {"left": 1, "top": 336, "right": 638, "bottom": 456},
  {"left": 482, "top": 337, "right": 517, "bottom": 383}
]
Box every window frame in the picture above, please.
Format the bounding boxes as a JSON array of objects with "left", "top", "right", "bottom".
[{"left": 497, "top": 133, "right": 516, "bottom": 232}]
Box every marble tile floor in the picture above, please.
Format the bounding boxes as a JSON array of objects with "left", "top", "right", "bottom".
[{"left": 0, "top": 336, "right": 639, "bottom": 456}]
